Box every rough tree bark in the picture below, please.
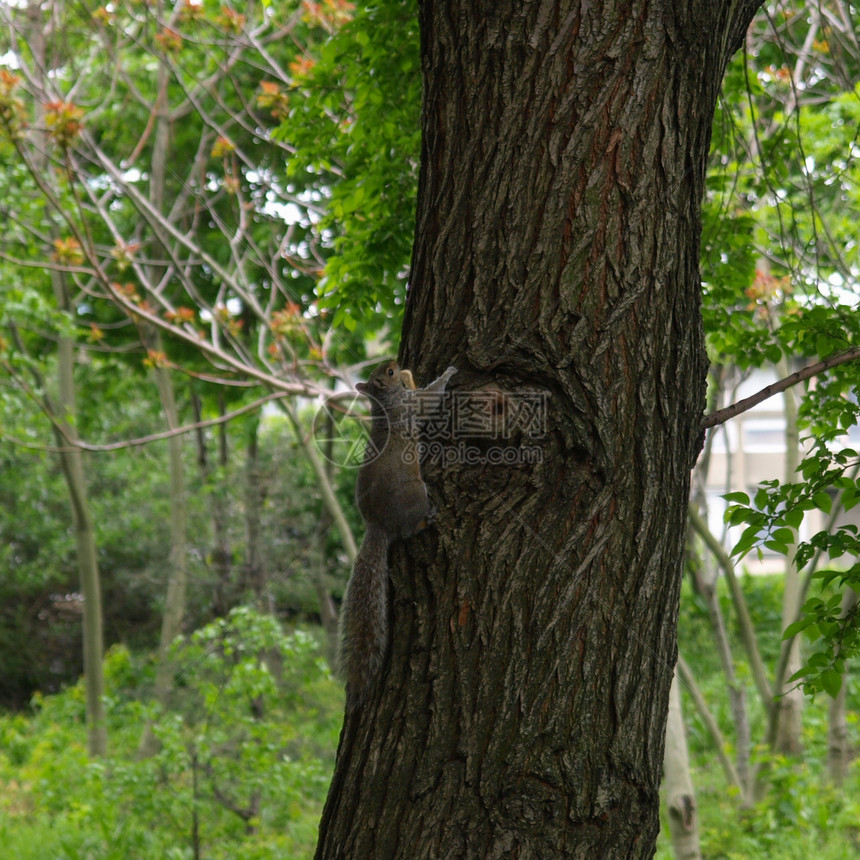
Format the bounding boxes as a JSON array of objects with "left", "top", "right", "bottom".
[{"left": 316, "top": 2, "right": 763, "bottom": 857}]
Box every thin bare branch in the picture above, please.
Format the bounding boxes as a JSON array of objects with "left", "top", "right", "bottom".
[
  {"left": 676, "top": 653, "right": 742, "bottom": 791},
  {"left": 0, "top": 390, "right": 289, "bottom": 454},
  {"left": 702, "top": 347, "right": 860, "bottom": 429}
]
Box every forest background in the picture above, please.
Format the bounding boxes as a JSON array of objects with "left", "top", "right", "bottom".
[{"left": 1, "top": 0, "right": 860, "bottom": 858}]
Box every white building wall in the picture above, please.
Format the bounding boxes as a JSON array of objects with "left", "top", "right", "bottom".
[{"left": 697, "top": 368, "right": 860, "bottom": 574}]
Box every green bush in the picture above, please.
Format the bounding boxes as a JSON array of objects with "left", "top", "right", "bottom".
[{"left": 0, "top": 610, "right": 342, "bottom": 859}]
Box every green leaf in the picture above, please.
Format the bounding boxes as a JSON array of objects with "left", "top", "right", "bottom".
[
  {"left": 811, "top": 569, "right": 841, "bottom": 588},
  {"left": 765, "top": 343, "right": 782, "bottom": 363},
  {"left": 812, "top": 491, "right": 833, "bottom": 514},
  {"left": 787, "top": 666, "right": 811, "bottom": 684},
  {"left": 807, "top": 651, "right": 830, "bottom": 669},
  {"left": 728, "top": 506, "right": 754, "bottom": 526},
  {"left": 772, "top": 527, "right": 795, "bottom": 545},
  {"left": 782, "top": 617, "right": 812, "bottom": 640},
  {"left": 820, "top": 668, "right": 842, "bottom": 699},
  {"left": 783, "top": 507, "right": 804, "bottom": 529},
  {"left": 730, "top": 524, "right": 761, "bottom": 558},
  {"left": 764, "top": 539, "right": 788, "bottom": 555}
]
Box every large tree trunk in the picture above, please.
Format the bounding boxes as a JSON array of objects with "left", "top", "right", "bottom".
[{"left": 316, "top": 2, "right": 762, "bottom": 857}]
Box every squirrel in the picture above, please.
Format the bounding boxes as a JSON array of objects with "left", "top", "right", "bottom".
[{"left": 339, "top": 359, "right": 457, "bottom": 709}]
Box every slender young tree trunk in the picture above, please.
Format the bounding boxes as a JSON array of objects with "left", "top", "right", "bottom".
[
  {"left": 688, "top": 505, "right": 772, "bottom": 719},
  {"left": 313, "top": 379, "right": 341, "bottom": 657},
  {"left": 827, "top": 587, "right": 857, "bottom": 785},
  {"left": 313, "top": 501, "right": 340, "bottom": 656},
  {"left": 316, "top": 3, "right": 762, "bottom": 857},
  {"left": 686, "top": 513, "right": 756, "bottom": 803},
  {"left": 139, "top": 347, "right": 189, "bottom": 758},
  {"left": 676, "top": 654, "right": 741, "bottom": 791},
  {"left": 151, "top": 358, "right": 189, "bottom": 677},
  {"left": 241, "top": 415, "right": 267, "bottom": 604},
  {"left": 137, "top": 55, "right": 191, "bottom": 753},
  {"left": 698, "top": 560, "right": 752, "bottom": 800},
  {"left": 280, "top": 399, "right": 358, "bottom": 562},
  {"left": 214, "top": 393, "right": 233, "bottom": 609},
  {"left": 26, "top": 0, "right": 106, "bottom": 757},
  {"left": 52, "top": 276, "right": 108, "bottom": 758},
  {"left": 774, "top": 367, "right": 803, "bottom": 755},
  {"left": 664, "top": 670, "right": 702, "bottom": 860},
  {"left": 193, "top": 392, "right": 234, "bottom": 615}
]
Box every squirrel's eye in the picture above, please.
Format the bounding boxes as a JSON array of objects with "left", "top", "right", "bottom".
[{"left": 387, "top": 367, "right": 395, "bottom": 376}]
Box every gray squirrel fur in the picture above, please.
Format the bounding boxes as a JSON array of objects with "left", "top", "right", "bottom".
[{"left": 339, "top": 359, "right": 457, "bottom": 709}]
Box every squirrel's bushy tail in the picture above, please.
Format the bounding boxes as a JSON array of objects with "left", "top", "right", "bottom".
[{"left": 339, "top": 523, "right": 389, "bottom": 710}]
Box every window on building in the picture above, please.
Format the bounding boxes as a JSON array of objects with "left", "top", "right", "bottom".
[{"left": 741, "top": 418, "right": 786, "bottom": 452}]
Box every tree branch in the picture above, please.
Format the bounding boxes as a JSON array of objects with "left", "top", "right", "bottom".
[
  {"left": 80, "top": 392, "right": 289, "bottom": 452},
  {"left": 702, "top": 346, "right": 860, "bottom": 429},
  {"left": 2, "top": 353, "right": 302, "bottom": 453}
]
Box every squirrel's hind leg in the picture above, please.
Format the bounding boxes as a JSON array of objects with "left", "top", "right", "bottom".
[{"left": 394, "top": 480, "right": 433, "bottom": 539}]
